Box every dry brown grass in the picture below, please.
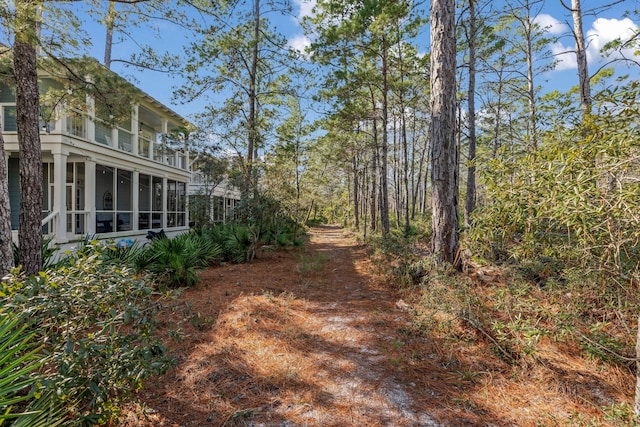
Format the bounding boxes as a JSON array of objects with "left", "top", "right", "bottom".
[{"left": 119, "top": 225, "right": 636, "bottom": 427}]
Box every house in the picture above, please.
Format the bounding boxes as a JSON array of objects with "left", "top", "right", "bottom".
[
  {"left": 2, "top": 60, "right": 192, "bottom": 249},
  {"left": 188, "top": 156, "right": 241, "bottom": 226}
]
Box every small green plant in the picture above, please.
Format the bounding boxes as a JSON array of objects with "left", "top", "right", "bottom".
[
  {"left": 135, "top": 232, "right": 222, "bottom": 288},
  {"left": 296, "top": 252, "right": 329, "bottom": 275},
  {"left": 12, "top": 236, "right": 59, "bottom": 270},
  {"left": 201, "top": 223, "right": 258, "bottom": 263},
  {"left": 169, "top": 326, "right": 185, "bottom": 342},
  {"left": 602, "top": 402, "right": 635, "bottom": 424},
  {"left": 190, "top": 312, "right": 214, "bottom": 331}
]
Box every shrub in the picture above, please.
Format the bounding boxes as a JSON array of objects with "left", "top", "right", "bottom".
[
  {"left": 199, "top": 223, "right": 258, "bottom": 263},
  {"left": 469, "top": 81, "right": 640, "bottom": 283},
  {"left": 1, "top": 243, "right": 172, "bottom": 426},
  {"left": 232, "top": 194, "right": 305, "bottom": 248},
  {"left": 135, "top": 232, "right": 222, "bottom": 288}
]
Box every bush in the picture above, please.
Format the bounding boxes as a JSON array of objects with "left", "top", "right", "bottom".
[
  {"left": 469, "top": 80, "right": 640, "bottom": 283},
  {"left": 199, "top": 223, "right": 258, "bottom": 263},
  {"left": 1, "top": 243, "right": 172, "bottom": 426},
  {"left": 135, "top": 232, "right": 222, "bottom": 288},
  {"left": 232, "top": 194, "right": 305, "bottom": 248}
]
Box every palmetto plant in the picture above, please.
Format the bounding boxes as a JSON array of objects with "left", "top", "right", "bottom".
[
  {"left": 200, "top": 223, "right": 258, "bottom": 263},
  {"left": 135, "top": 232, "right": 223, "bottom": 288},
  {"left": 0, "top": 312, "right": 66, "bottom": 427}
]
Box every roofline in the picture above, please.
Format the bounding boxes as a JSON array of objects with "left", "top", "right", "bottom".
[{"left": 91, "top": 60, "right": 192, "bottom": 128}]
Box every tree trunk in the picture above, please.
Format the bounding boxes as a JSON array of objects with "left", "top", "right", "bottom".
[
  {"left": 104, "top": 1, "right": 116, "bottom": 69},
  {"left": 525, "top": 14, "right": 537, "bottom": 150},
  {"left": 368, "top": 91, "right": 378, "bottom": 232},
  {"left": 379, "top": 38, "right": 390, "bottom": 236},
  {"left": 14, "top": 0, "right": 43, "bottom": 275},
  {"left": 352, "top": 154, "right": 359, "bottom": 229},
  {"left": 246, "top": 0, "right": 260, "bottom": 193},
  {"left": 464, "top": 0, "right": 477, "bottom": 228},
  {"left": 430, "top": 0, "right": 459, "bottom": 266},
  {"left": 492, "top": 74, "right": 503, "bottom": 158},
  {"left": 570, "top": 0, "right": 591, "bottom": 118},
  {"left": 0, "top": 132, "right": 13, "bottom": 276}
]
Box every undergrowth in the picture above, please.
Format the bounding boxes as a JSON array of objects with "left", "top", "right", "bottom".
[{"left": 365, "top": 230, "right": 639, "bottom": 425}]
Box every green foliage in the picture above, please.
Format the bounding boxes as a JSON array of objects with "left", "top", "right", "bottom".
[
  {"left": 0, "top": 311, "right": 67, "bottom": 427},
  {"left": 228, "top": 193, "right": 306, "bottom": 250},
  {"left": 0, "top": 243, "right": 172, "bottom": 425},
  {"left": 135, "top": 232, "right": 222, "bottom": 288},
  {"left": 366, "top": 232, "right": 431, "bottom": 288},
  {"left": 104, "top": 239, "right": 145, "bottom": 266},
  {"left": 461, "top": 81, "right": 640, "bottom": 369},
  {"left": 295, "top": 252, "right": 329, "bottom": 275},
  {"left": 199, "top": 223, "right": 257, "bottom": 263},
  {"left": 469, "top": 80, "right": 640, "bottom": 284}
]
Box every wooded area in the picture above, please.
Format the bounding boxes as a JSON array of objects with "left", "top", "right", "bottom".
[{"left": 0, "top": 0, "right": 639, "bottom": 424}]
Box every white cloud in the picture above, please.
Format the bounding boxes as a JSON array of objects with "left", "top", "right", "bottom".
[
  {"left": 587, "top": 17, "right": 639, "bottom": 59},
  {"left": 551, "top": 17, "right": 639, "bottom": 71},
  {"left": 288, "top": 34, "right": 311, "bottom": 54},
  {"left": 293, "top": 0, "right": 317, "bottom": 21},
  {"left": 533, "top": 13, "right": 568, "bottom": 35},
  {"left": 551, "top": 41, "right": 576, "bottom": 71}
]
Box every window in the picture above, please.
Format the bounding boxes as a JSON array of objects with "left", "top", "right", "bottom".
[
  {"left": 152, "top": 176, "right": 163, "bottom": 228},
  {"left": 2, "top": 105, "right": 16, "bottom": 132},
  {"left": 95, "top": 121, "right": 111, "bottom": 145},
  {"left": 65, "top": 108, "right": 86, "bottom": 138},
  {"left": 66, "top": 163, "right": 86, "bottom": 235},
  {"left": 116, "top": 169, "right": 132, "bottom": 231},
  {"left": 95, "top": 165, "right": 114, "bottom": 233},
  {"left": 212, "top": 196, "right": 224, "bottom": 222},
  {"left": 167, "top": 179, "right": 186, "bottom": 227},
  {"left": 138, "top": 174, "right": 151, "bottom": 230},
  {"left": 95, "top": 165, "right": 132, "bottom": 233}
]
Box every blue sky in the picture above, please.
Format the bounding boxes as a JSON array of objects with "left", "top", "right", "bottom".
[{"left": 73, "top": 0, "right": 639, "bottom": 120}]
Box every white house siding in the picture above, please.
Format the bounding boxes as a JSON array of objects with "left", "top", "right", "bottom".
[{"left": 2, "top": 76, "right": 191, "bottom": 250}]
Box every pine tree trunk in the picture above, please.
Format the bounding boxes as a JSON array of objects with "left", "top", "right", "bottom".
[
  {"left": 246, "top": 0, "right": 260, "bottom": 193},
  {"left": 104, "top": 1, "right": 116, "bottom": 68},
  {"left": 570, "top": 0, "right": 591, "bottom": 118},
  {"left": 379, "top": 38, "right": 390, "bottom": 236},
  {"left": 0, "top": 132, "right": 13, "bottom": 276},
  {"left": 430, "top": 0, "right": 459, "bottom": 266},
  {"left": 464, "top": 0, "right": 477, "bottom": 228},
  {"left": 352, "top": 154, "right": 359, "bottom": 229},
  {"left": 14, "top": 0, "right": 43, "bottom": 275}
]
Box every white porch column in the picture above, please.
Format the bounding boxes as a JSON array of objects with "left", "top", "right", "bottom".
[
  {"left": 161, "top": 119, "right": 168, "bottom": 164},
  {"left": 111, "top": 126, "right": 118, "bottom": 149},
  {"left": 52, "top": 151, "right": 68, "bottom": 243},
  {"left": 132, "top": 105, "right": 139, "bottom": 156},
  {"left": 86, "top": 92, "right": 95, "bottom": 142},
  {"left": 84, "top": 159, "right": 96, "bottom": 235},
  {"left": 162, "top": 176, "right": 168, "bottom": 229},
  {"left": 132, "top": 170, "right": 139, "bottom": 231}
]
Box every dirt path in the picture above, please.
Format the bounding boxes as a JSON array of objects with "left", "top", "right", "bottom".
[
  {"left": 118, "top": 224, "right": 640, "bottom": 427},
  {"left": 121, "top": 226, "right": 463, "bottom": 426}
]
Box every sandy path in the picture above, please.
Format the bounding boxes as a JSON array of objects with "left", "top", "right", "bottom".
[{"left": 122, "top": 225, "right": 445, "bottom": 426}]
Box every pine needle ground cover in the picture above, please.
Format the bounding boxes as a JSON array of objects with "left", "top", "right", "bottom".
[{"left": 120, "top": 226, "right": 635, "bottom": 426}]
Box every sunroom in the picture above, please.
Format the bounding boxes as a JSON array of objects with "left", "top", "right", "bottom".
[{"left": 2, "top": 67, "right": 192, "bottom": 248}]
